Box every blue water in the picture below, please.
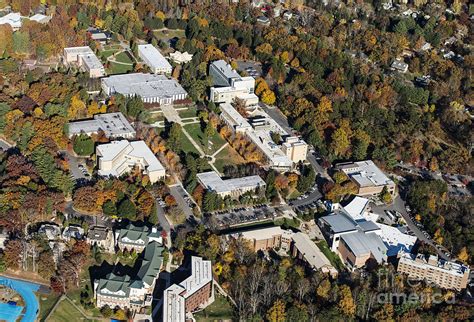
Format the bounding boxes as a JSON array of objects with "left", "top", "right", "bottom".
[{"left": 0, "top": 277, "right": 40, "bottom": 322}]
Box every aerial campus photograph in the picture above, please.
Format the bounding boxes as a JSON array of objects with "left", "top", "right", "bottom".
[{"left": 0, "top": 0, "right": 472, "bottom": 321}]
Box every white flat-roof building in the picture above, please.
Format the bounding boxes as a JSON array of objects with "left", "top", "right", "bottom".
[
  {"left": 336, "top": 160, "right": 396, "bottom": 198},
  {"left": 209, "top": 60, "right": 258, "bottom": 106},
  {"left": 138, "top": 44, "right": 172, "bottom": 75},
  {"left": 169, "top": 51, "right": 193, "bottom": 64},
  {"left": 96, "top": 140, "right": 165, "bottom": 183},
  {"left": 29, "top": 14, "right": 51, "bottom": 24},
  {"left": 197, "top": 171, "right": 266, "bottom": 198},
  {"left": 375, "top": 223, "right": 417, "bottom": 257},
  {"left": 219, "top": 102, "right": 252, "bottom": 133},
  {"left": 63, "top": 46, "right": 105, "bottom": 78},
  {"left": 101, "top": 73, "right": 188, "bottom": 105},
  {"left": 0, "top": 12, "right": 22, "bottom": 30},
  {"left": 68, "top": 112, "right": 136, "bottom": 139},
  {"left": 163, "top": 257, "right": 214, "bottom": 322},
  {"left": 219, "top": 102, "right": 293, "bottom": 171},
  {"left": 281, "top": 136, "right": 308, "bottom": 163}
]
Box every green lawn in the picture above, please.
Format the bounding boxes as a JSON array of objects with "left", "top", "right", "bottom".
[
  {"left": 47, "top": 298, "right": 94, "bottom": 322},
  {"left": 316, "top": 240, "right": 345, "bottom": 271},
  {"left": 153, "top": 28, "right": 185, "bottom": 41},
  {"left": 178, "top": 106, "right": 197, "bottom": 119},
  {"left": 107, "top": 61, "right": 133, "bottom": 74},
  {"left": 38, "top": 293, "right": 61, "bottom": 321},
  {"left": 184, "top": 123, "right": 226, "bottom": 154},
  {"left": 213, "top": 145, "right": 245, "bottom": 173},
  {"left": 179, "top": 129, "right": 200, "bottom": 155},
  {"left": 99, "top": 49, "right": 119, "bottom": 61},
  {"left": 114, "top": 51, "right": 134, "bottom": 64},
  {"left": 194, "top": 294, "right": 234, "bottom": 322}
]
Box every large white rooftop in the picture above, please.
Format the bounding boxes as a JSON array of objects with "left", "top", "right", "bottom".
[
  {"left": 0, "top": 12, "right": 21, "bottom": 29},
  {"left": 375, "top": 223, "right": 417, "bottom": 257},
  {"left": 138, "top": 44, "right": 172, "bottom": 71},
  {"left": 210, "top": 59, "right": 241, "bottom": 85},
  {"left": 68, "top": 112, "right": 135, "bottom": 138},
  {"left": 343, "top": 196, "right": 370, "bottom": 221},
  {"left": 101, "top": 73, "right": 187, "bottom": 99},
  {"left": 338, "top": 160, "right": 394, "bottom": 188},
  {"left": 97, "top": 140, "right": 164, "bottom": 176},
  {"left": 197, "top": 171, "right": 265, "bottom": 195}
]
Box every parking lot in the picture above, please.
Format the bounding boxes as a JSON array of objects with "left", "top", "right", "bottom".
[
  {"left": 212, "top": 205, "right": 277, "bottom": 229},
  {"left": 236, "top": 60, "right": 262, "bottom": 78}
]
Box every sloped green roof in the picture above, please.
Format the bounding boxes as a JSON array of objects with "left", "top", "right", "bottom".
[{"left": 136, "top": 241, "right": 164, "bottom": 287}]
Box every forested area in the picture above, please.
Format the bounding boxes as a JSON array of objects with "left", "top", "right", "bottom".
[
  {"left": 173, "top": 225, "right": 471, "bottom": 320},
  {"left": 0, "top": 0, "right": 472, "bottom": 319}
]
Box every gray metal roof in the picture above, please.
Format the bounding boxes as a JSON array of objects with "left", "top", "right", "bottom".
[
  {"left": 320, "top": 214, "right": 357, "bottom": 233},
  {"left": 341, "top": 232, "right": 387, "bottom": 263}
]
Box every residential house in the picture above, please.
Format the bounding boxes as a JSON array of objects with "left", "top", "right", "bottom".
[
  {"left": 86, "top": 226, "right": 115, "bottom": 253},
  {"left": 62, "top": 225, "right": 85, "bottom": 241},
  {"left": 94, "top": 241, "right": 164, "bottom": 310},
  {"left": 115, "top": 223, "right": 163, "bottom": 252}
]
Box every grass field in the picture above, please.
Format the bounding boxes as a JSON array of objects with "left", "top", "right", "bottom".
[
  {"left": 46, "top": 298, "right": 93, "bottom": 322},
  {"left": 99, "top": 49, "right": 119, "bottom": 60},
  {"left": 213, "top": 145, "right": 245, "bottom": 173},
  {"left": 194, "top": 294, "right": 234, "bottom": 322},
  {"left": 114, "top": 51, "right": 134, "bottom": 64},
  {"left": 316, "top": 240, "right": 345, "bottom": 271},
  {"left": 184, "top": 123, "right": 226, "bottom": 154},
  {"left": 178, "top": 106, "right": 197, "bottom": 119},
  {"left": 107, "top": 61, "right": 133, "bottom": 74},
  {"left": 153, "top": 28, "right": 185, "bottom": 41},
  {"left": 180, "top": 130, "right": 200, "bottom": 154},
  {"left": 38, "top": 293, "right": 61, "bottom": 321}
]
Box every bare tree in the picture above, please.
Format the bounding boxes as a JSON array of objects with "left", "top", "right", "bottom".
[{"left": 247, "top": 262, "right": 264, "bottom": 315}]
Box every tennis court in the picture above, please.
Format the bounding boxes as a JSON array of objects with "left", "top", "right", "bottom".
[
  {"left": 0, "top": 277, "right": 40, "bottom": 322},
  {"left": 0, "top": 302, "right": 23, "bottom": 322}
]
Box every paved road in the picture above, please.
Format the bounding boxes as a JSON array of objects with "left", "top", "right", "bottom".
[
  {"left": 62, "top": 150, "right": 86, "bottom": 180},
  {"left": 290, "top": 189, "right": 322, "bottom": 207},
  {"left": 0, "top": 138, "right": 13, "bottom": 151},
  {"left": 64, "top": 201, "right": 114, "bottom": 227},
  {"left": 371, "top": 196, "right": 449, "bottom": 260},
  {"left": 155, "top": 200, "right": 172, "bottom": 234},
  {"left": 169, "top": 184, "right": 194, "bottom": 220},
  {"left": 260, "top": 103, "right": 294, "bottom": 134}
]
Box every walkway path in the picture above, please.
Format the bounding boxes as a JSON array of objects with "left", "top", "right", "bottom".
[{"left": 153, "top": 105, "right": 225, "bottom": 174}]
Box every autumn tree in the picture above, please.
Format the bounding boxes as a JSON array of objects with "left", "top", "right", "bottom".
[
  {"left": 266, "top": 299, "right": 286, "bottom": 322},
  {"left": 338, "top": 285, "right": 356, "bottom": 317}
]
